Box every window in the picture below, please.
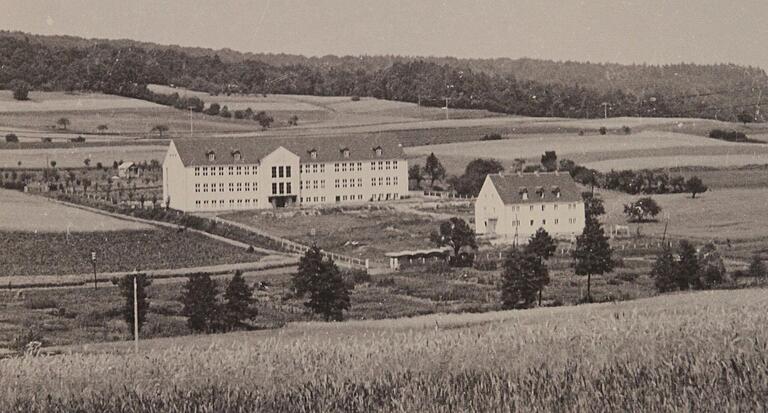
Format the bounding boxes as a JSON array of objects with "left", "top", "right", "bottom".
[
  {"left": 393, "top": 177, "right": 398, "bottom": 185},
  {"left": 285, "top": 166, "right": 291, "bottom": 178},
  {"left": 357, "top": 178, "right": 362, "bottom": 187},
  {"left": 375, "top": 147, "right": 383, "bottom": 156},
  {"left": 542, "top": 219, "right": 547, "bottom": 225},
  {"left": 195, "top": 200, "right": 201, "bottom": 207},
  {"left": 541, "top": 205, "right": 545, "bottom": 211},
  {"left": 335, "top": 179, "right": 340, "bottom": 188},
  {"left": 252, "top": 182, "right": 257, "bottom": 191},
  {"left": 236, "top": 166, "right": 242, "bottom": 175},
  {"left": 244, "top": 166, "right": 249, "bottom": 175},
  {"left": 229, "top": 183, "right": 234, "bottom": 192},
  {"left": 211, "top": 184, "right": 217, "bottom": 193},
  {"left": 320, "top": 164, "right": 325, "bottom": 173},
  {"left": 228, "top": 166, "right": 234, "bottom": 176},
  {"left": 370, "top": 162, "right": 376, "bottom": 171},
  {"left": 530, "top": 205, "right": 534, "bottom": 211},
  {"left": 286, "top": 183, "right": 292, "bottom": 194},
  {"left": 272, "top": 183, "right": 277, "bottom": 194},
  {"left": 335, "top": 163, "right": 340, "bottom": 172},
  {"left": 342, "top": 149, "right": 350, "bottom": 158},
  {"left": 202, "top": 167, "right": 208, "bottom": 176},
  {"left": 530, "top": 220, "right": 534, "bottom": 226},
  {"left": 522, "top": 193, "right": 528, "bottom": 200},
  {"left": 312, "top": 164, "right": 318, "bottom": 173},
  {"left": 342, "top": 163, "right": 347, "bottom": 172},
  {"left": 219, "top": 183, "right": 224, "bottom": 192},
  {"left": 386, "top": 161, "right": 391, "bottom": 170},
  {"left": 378, "top": 161, "right": 383, "bottom": 170},
  {"left": 378, "top": 177, "right": 383, "bottom": 186},
  {"left": 194, "top": 184, "right": 200, "bottom": 192},
  {"left": 236, "top": 183, "right": 242, "bottom": 192},
  {"left": 386, "top": 177, "right": 391, "bottom": 186},
  {"left": 313, "top": 180, "right": 318, "bottom": 189},
  {"left": 233, "top": 151, "right": 241, "bottom": 161},
  {"left": 278, "top": 182, "right": 284, "bottom": 194},
  {"left": 218, "top": 167, "right": 224, "bottom": 176},
  {"left": 372, "top": 178, "right": 376, "bottom": 187},
  {"left": 321, "top": 180, "right": 325, "bottom": 189},
  {"left": 194, "top": 167, "right": 200, "bottom": 176},
  {"left": 556, "top": 192, "right": 561, "bottom": 198},
  {"left": 203, "top": 183, "right": 208, "bottom": 192},
  {"left": 554, "top": 219, "right": 559, "bottom": 225},
  {"left": 357, "top": 162, "right": 362, "bottom": 171},
  {"left": 271, "top": 166, "right": 277, "bottom": 178},
  {"left": 278, "top": 166, "right": 284, "bottom": 178},
  {"left": 207, "top": 152, "right": 215, "bottom": 161},
  {"left": 393, "top": 161, "right": 398, "bottom": 169},
  {"left": 310, "top": 150, "right": 318, "bottom": 159},
  {"left": 342, "top": 179, "right": 348, "bottom": 188}
]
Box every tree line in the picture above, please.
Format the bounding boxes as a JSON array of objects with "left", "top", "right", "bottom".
[{"left": 1, "top": 32, "right": 765, "bottom": 121}]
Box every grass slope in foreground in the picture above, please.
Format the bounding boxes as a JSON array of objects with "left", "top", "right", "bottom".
[{"left": 3, "top": 289, "right": 767, "bottom": 412}]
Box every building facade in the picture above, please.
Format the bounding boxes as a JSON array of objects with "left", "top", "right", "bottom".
[
  {"left": 163, "top": 135, "right": 408, "bottom": 212},
  {"left": 475, "top": 173, "right": 586, "bottom": 243}
]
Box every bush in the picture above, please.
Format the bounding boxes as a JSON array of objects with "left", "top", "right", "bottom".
[
  {"left": 708, "top": 129, "right": 750, "bottom": 143},
  {"left": 351, "top": 96, "right": 361, "bottom": 101},
  {"left": 622, "top": 125, "right": 631, "bottom": 134},
  {"left": 599, "top": 127, "right": 607, "bottom": 135},
  {"left": 481, "top": 133, "right": 502, "bottom": 141},
  {"left": 5, "top": 134, "right": 19, "bottom": 143}
]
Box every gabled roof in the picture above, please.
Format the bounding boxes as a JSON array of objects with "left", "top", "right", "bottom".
[
  {"left": 487, "top": 173, "right": 582, "bottom": 204},
  {"left": 172, "top": 135, "right": 404, "bottom": 167}
]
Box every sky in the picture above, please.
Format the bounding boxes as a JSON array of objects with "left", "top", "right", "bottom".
[{"left": 2, "top": 0, "right": 767, "bottom": 70}]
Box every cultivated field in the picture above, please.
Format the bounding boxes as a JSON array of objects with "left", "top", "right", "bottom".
[
  {"left": 0, "top": 228, "right": 263, "bottom": 277},
  {"left": 0, "top": 90, "right": 162, "bottom": 113},
  {"left": 0, "top": 189, "right": 151, "bottom": 232},
  {"left": 2, "top": 289, "right": 766, "bottom": 411},
  {"left": 0, "top": 144, "right": 167, "bottom": 168}
]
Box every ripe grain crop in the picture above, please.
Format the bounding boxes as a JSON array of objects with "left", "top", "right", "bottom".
[{"left": 1, "top": 288, "right": 766, "bottom": 411}]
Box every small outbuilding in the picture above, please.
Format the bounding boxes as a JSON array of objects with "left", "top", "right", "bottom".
[
  {"left": 117, "top": 162, "right": 138, "bottom": 178},
  {"left": 385, "top": 247, "right": 451, "bottom": 270}
]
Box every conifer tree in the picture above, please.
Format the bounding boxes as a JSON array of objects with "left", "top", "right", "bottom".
[
  {"left": 223, "top": 270, "right": 257, "bottom": 330},
  {"left": 651, "top": 244, "right": 677, "bottom": 292},
  {"left": 181, "top": 274, "right": 219, "bottom": 333},
  {"left": 292, "top": 246, "right": 351, "bottom": 321},
  {"left": 573, "top": 217, "right": 614, "bottom": 302},
  {"left": 677, "top": 240, "right": 699, "bottom": 290},
  {"left": 525, "top": 228, "right": 556, "bottom": 305},
  {"left": 500, "top": 248, "right": 546, "bottom": 309}
]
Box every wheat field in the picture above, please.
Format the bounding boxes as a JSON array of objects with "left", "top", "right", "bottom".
[{"left": 2, "top": 288, "right": 766, "bottom": 412}]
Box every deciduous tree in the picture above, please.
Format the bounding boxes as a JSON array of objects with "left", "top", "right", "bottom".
[
  {"left": 500, "top": 248, "right": 546, "bottom": 309},
  {"left": 685, "top": 176, "right": 707, "bottom": 199},
  {"left": 651, "top": 244, "right": 677, "bottom": 292},
  {"left": 424, "top": 153, "right": 446, "bottom": 187},
  {"left": 408, "top": 164, "right": 424, "bottom": 189},
  {"left": 623, "top": 197, "right": 661, "bottom": 222},
  {"left": 430, "top": 217, "right": 477, "bottom": 265}
]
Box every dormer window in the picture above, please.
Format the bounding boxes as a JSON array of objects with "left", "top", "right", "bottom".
[
  {"left": 552, "top": 186, "right": 561, "bottom": 198},
  {"left": 374, "top": 147, "right": 383, "bottom": 157},
  {"left": 207, "top": 151, "right": 216, "bottom": 162},
  {"left": 519, "top": 187, "right": 528, "bottom": 200},
  {"left": 342, "top": 148, "right": 350, "bottom": 158},
  {"left": 232, "top": 150, "right": 241, "bottom": 161},
  {"left": 309, "top": 149, "right": 318, "bottom": 160},
  {"left": 536, "top": 186, "right": 545, "bottom": 198}
]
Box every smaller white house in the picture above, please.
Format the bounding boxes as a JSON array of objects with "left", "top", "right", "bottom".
[
  {"left": 475, "top": 172, "right": 586, "bottom": 243},
  {"left": 118, "top": 162, "right": 137, "bottom": 178}
]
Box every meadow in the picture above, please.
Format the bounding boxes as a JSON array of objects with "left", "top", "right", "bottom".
[
  {"left": 1, "top": 288, "right": 765, "bottom": 411},
  {"left": 0, "top": 144, "right": 167, "bottom": 168},
  {"left": 0, "top": 189, "right": 152, "bottom": 232}
]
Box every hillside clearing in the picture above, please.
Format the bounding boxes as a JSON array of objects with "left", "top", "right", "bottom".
[{"left": 3, "top": 288, "right": 766, "bottom": 411}]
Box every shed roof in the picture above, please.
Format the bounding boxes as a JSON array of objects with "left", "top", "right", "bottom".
[
  {"left": 487, "top": 173, "right": 582, "bottom": 204},
  {"left": 172, "top": 135, "right": 404, "bottom": 167}
]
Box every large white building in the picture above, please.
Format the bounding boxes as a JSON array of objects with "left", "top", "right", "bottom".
[
  {"left": 163, "top": 135, "right": 408, "bottom": 212},
  {"left": 475, "top": 172, "right": 586, "bottom": 243}
]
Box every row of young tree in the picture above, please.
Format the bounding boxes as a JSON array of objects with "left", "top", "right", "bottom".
[
  {"left": 2, "top": 33, "right": 765, "bottom": 121},
  {"left": 115, "top": 246, "right": 352, "bottom": 337}
]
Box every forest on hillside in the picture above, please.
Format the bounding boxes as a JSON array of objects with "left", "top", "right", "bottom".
[{"left": 1, "top": 31, "right": 765, "bottom": 121}]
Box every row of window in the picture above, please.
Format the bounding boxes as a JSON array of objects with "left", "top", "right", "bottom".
[
  {"left": 334, "top": 162, "right": 363, "bottom": 173},
  {"left": 507, "top": 203, "right": 580, "bottom": 212},
  {"left": 194, "top": 165, "right": 257, "bottom": 177},
  {"left": 300, "top": 180, "right": 327, "bottom": 190},
  {"left": 521, "top": 191, "right": 560, "bottom": 200},
  {"left": 271, "top": 165, "right": 292, "bottom": 179},
  {"left": 511, "top": 217, "right": 579, "bottom": 227},
  {"left": 195, "top": 199, "right": 258, "bottom": 208},
  {"left": 300, "top": 163, "right": 327, "bottom": 174},
  {"left": 300, "top": 196, "right": 327, "bottom": 203},
  {"left": 371, "top": 177, "right": 398, "bottom": 187},
  {"left": 195, "top": 182, "right": 258, "bottom": 193},
  {"left": 271, "top": 182, "right": 293, "bottom": 195}
]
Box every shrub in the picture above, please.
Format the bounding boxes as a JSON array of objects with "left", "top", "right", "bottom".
[
  {"left": 351, "top": 96, "right": 361, "bottom": 101},
  {"left": 5, "top": 134, "right": 19, "bottom": 143},
  {"left": 481, "top": 133, "right": 502, "bottom": 141},
  {"left": 22, "top": 296, "right": 59, "bottom": 310},
  {"left": 708, "top": 129, "right": 749, "bottom": 143},
  {"left": 599, "top": 126, "right": 607, "bottom": 135},
  {"left": 622, "top": 125, "right": 631, "bottom": 134}
]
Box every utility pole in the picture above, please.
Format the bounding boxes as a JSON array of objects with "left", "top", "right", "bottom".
[
  {"left": 90, "top": 251, "right": 97, "bottom": 289},
  {"left": 133, "top": 270, "right": 139, "bottom": 353},
  {"left": 756, "top": 88, "right": 763, "bottom": 121},
  {"left": 601, "top": 102, "right": 609, "bottom": 119},
  {"left": 188, "top": 107, "right": 194, "bottom": 137}
]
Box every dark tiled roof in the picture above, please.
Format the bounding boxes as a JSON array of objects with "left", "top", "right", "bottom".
[
  {"left": 172, "top": 135, "right": 404, "bottom": 167},
  {"left": 488, "top": 173, "right": 583, "bottom": 204}
]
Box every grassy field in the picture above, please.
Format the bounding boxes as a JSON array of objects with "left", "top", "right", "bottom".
[
  {"left": 0, "top": 189, "right": 152, "bottom": 232},
  {"left": 1, "top": 288, "right": 765, "bottom": 411},
  {"left": 601, "top": 187, "right": 768, "bottom": 241},
  {"left": 0, "top": 228, "right": 263, "bottom": 276},
  {"left": 0, "top": 90, "right": 162, "bottom": 112}
]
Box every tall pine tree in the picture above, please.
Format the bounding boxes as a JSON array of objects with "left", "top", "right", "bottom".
[
  {"left": 292, "top": 246, "right": 351, "bottom": 321},
  {"left": 525, "top": 228, "right": 556, "bottom": 305},
  {"left": 181, "top": 274, "right": 220, "bottom": 333},
  {"left": 677, "top": 240, "right": 699, "bottom": 290},
  {"left": 651, "top": 244, "right": 677, "bottom": 292},
  {"left": 572, "top": 217, "right": 614, "bottom": 302},
  {"left": 223, "top": 270, "right": 257, "bottom": 330},
  {"left": 500, "top": 248, "right": 546, "bottom": 309}
]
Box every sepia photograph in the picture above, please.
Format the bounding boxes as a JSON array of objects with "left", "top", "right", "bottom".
[{"left": 1, "top": 0, "right": 767, "bottom": 411}]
